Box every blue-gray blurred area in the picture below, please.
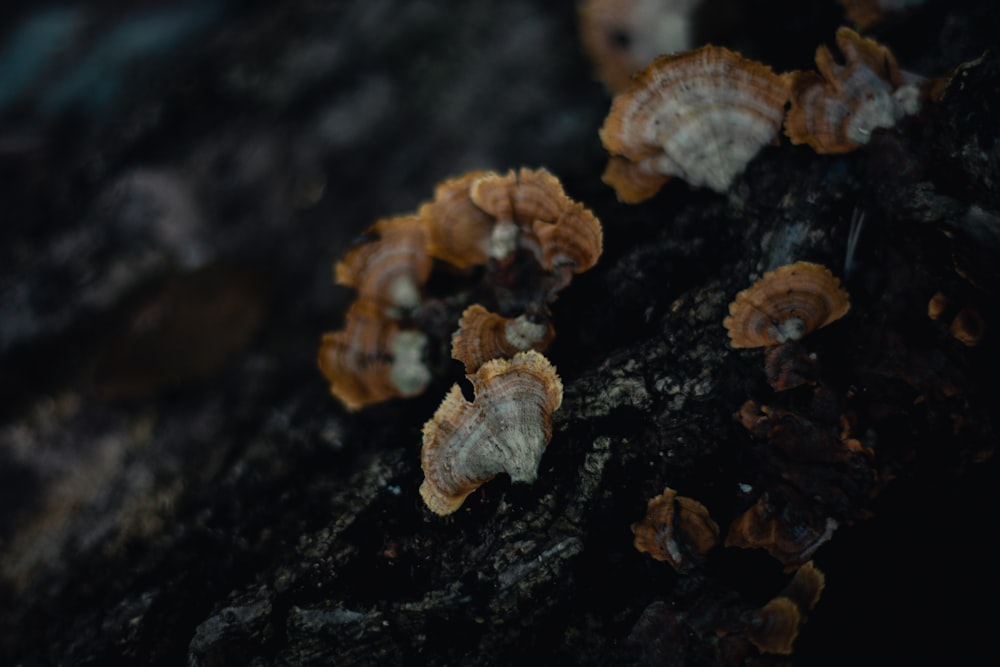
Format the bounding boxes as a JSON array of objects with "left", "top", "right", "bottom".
[{"left": 0, "top": 2, "right": 228, "bottom": 133}]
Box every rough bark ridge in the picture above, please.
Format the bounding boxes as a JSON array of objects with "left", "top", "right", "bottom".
[{"left": 1, "top": 1, "right": 998, "bottom": 665}]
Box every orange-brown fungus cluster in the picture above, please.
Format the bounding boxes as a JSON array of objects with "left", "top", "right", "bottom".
[
  {"left": 785, "top": 27, "right": 925, "bottom": 154},
  {"left": 595, "top": 27, "right": 933, "bottom": 200},
  {"left": 319, "top": 167, "right": 602, "bottom": 412}
]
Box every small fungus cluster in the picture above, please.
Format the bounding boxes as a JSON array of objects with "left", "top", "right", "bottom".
[
  {"left": 722, "top": 262, "right": 880, "bottom": 569},
  {"left": 319, "top": 167, "right": 602, "bottom": 514},
  {"left": 631, "top": 485, "right": 827, "bottom": 655},
  {"left": 596, "top": 28, "right": 931, "bottom": 201}
]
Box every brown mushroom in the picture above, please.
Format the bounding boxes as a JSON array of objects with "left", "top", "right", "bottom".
[
  {"left": 744, "top": 561, "right": 826, "bottom": 654},
  {"left": 451, "top": 304, "right": 556, "bottom": 374},
  {"left": 780, "top": 560, "right": 826, "bottom": 614},
  {"left": 335, "top": 214, "right": 432, "bottom": 313},
  {"left": 419, "top": 350, "right": 563, "bottom": 515},
  {"left": 785, "top": 27, "right": 924, "bottom": 154},
  {"left": 949, "top": 305, "right": 986, "bottom": 347},
  {"left": 725, "top": 494, "right": 838, "bottom": 569},
  {"left": 927, "top": 291, "right": 948, "bottom": 320},
  {"left": 419, "top": 170, "right": 495, "bottom": 269},
  {"left": 763, "top": 341, "right": 820, "bottom": 392},
  {"left": 599, "top": 45, "right": 790, "bottom": 199},
  {"left": 631, "top": 486, "right": 720, "bottom": 571},
  {"left": 578, "top": 0, "right": 702, "bottom": 94},
  {"left": 723, "top": 261, "right": 851, "bottom": 348},
  {"left": 744, "top": 596, "right": 801, "bottom": 655},
  {"left": 318, "top": 300, "right": 431, "bottom": 411}
]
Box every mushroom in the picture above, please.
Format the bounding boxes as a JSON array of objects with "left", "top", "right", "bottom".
[
  {"left": 949, "top": 305, "right": 986, "bottom": 347},
  {"left": 335, "top": 214, "right": 432, "bottom": 313},
  {"left": 599, "top": 45, "right": 790, "bottom": 199},
  {"left": 578, "top": 0, "right": 702, "bottom": 94},
  {"left": 419, "top": 350, "right": 563, "bottom": 515},
  {"left": 763, "top": 341, "right": 820, "bottom": 391},
  {"left": 723, "top": 261, "right": 851, "bottom": 349},
  {"left": 744, "top": 561, "right": 825, "bottom": 655},
  {"left": 631, "top": 486, "right": 720, "bottom": 572},
  {"left": 785, "top": 27, "right": 924, "bottom": 154},
  {"left": 318, "top": 300, "right": 431, "bottom": 411},
  {"left": 725, "top": 494, "right": 838, "bottom": 569},
  {"left": 419, "top": 170, "right": 495, "bottom": 269},
  {"left": 744, "top": 597, "right": 801, "bottom": 655},
  {"left": 451, "top": 304, "right": 556, "bottom": 374}
]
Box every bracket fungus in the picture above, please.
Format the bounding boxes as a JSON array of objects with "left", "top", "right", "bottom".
[
  {"left": 451, "top": 304, "right": 556, "bottom": 374},
  {"left": 785, "top": 27, "right": 924, "bottom": 154},
  {"left": 725, "top": 494, "right": 839, "bottom": 569},
  {"left": 317, "top": 300, "right": 431, "bottom": 411},
  {"left": 335, "top": 214, "right": 432, "bottom": 313},
  {"left": 578, "top": 0, "right": 702, "bottom": 94},
  {"left": 744, "top": 561, "right": 825, "bottom": 654},
  {"left": 723, "top": 261, "right": 851, "bottom": 348},
  {"left": 419, "top": 170, "right": 496, "bottom": 268},
  {"left": 599, "top": 45, "right": 790, "bottom": 200},
  {"left": 419, "top": 350, "right": 563, "bottom": 516},
  {"left": 631, "top": 486, "right": 720, "bottom": 572}
]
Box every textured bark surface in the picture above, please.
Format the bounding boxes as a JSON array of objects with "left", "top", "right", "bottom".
[{"left": 2, "top": 1, "right": 999, "bottom": 665}]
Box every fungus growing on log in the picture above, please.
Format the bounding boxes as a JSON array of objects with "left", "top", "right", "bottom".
[
  {"left": 419, "top": 350, "right": 563, "bottom": 515},
  {"left": 725, "top": 493, "right": 839, "bottom": 569},
  {"left": 949, "top": 305, "right": 986, "bottom": 347},
  {"left": 744, "top": 560, "right": 826, "bottom": 654},
  {"left": 451, "top": 304, "right": 555, "bottom": 374},
  {"left": 785, "top": 27, "right": 924, "bottom": 154},
  {"left": 599, "top": 45, "right": 790, "bottom": 199},
  {"left": 419, "top": 170, "right": 495, "bottom": 268},
  {"left": 317, "top": 300, "right": 431, "bottom": 411},
  {"left": 335, "top": 214, "right": 432, "bottom": 312},
  {"left": 578, "top": 0, "right": 702, "bottom": 93},
  {"left": 631, "top": 486, "right": 720, "bottom": 571},
  {"left": 723, "top": 261, "right": 851, "bottom": 348}
]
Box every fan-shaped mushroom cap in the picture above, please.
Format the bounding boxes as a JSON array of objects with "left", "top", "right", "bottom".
[
  {"left": 745, "top": 597, "right": 801, "bottom": 655},
  {"left": 419, "top": 350, "right": 563, "bottom": 515},
  {"left": 318, "top": 300, "right": 431, "bottom": 411},
  {"left": 451, "top": 304, "right": 556, "bottom": 374},
  {"left": 335, "top": 214, "right": 432, "bottom": 312},
  {"left": 632, "top": 487, "right": 720, "bottom": 571},
  {"left": 785, "top": 27, "right": 923, "bottom": 154},
  {"left": 532, "top": 202, "right": 604, "bottom": 273},
  {"left": 949, "top": 305, "right": 986, "bottom": 347},
  {"left": 467, "top": 167, "right": 604, "bottom": 271},
  {"left": 599, "top": 45, "right": 790, "bottom": 199},
  {"left": 725, "top": 495, "right": 838, "bottom": 569},
  {"left": 419, "top": 170, "right": 495, "bottom": 269},
  {"left": 578, "top": 0, "right": 702, "bottom": 94},
  {"left": 724, "top": 261, "right": 851, "bottom": 348},
  {"left": 744, "top": 561, "right": 825, "bottom": 655},
  {"left": 780, "top": 561, "right": 826, "bottom": 614}
]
